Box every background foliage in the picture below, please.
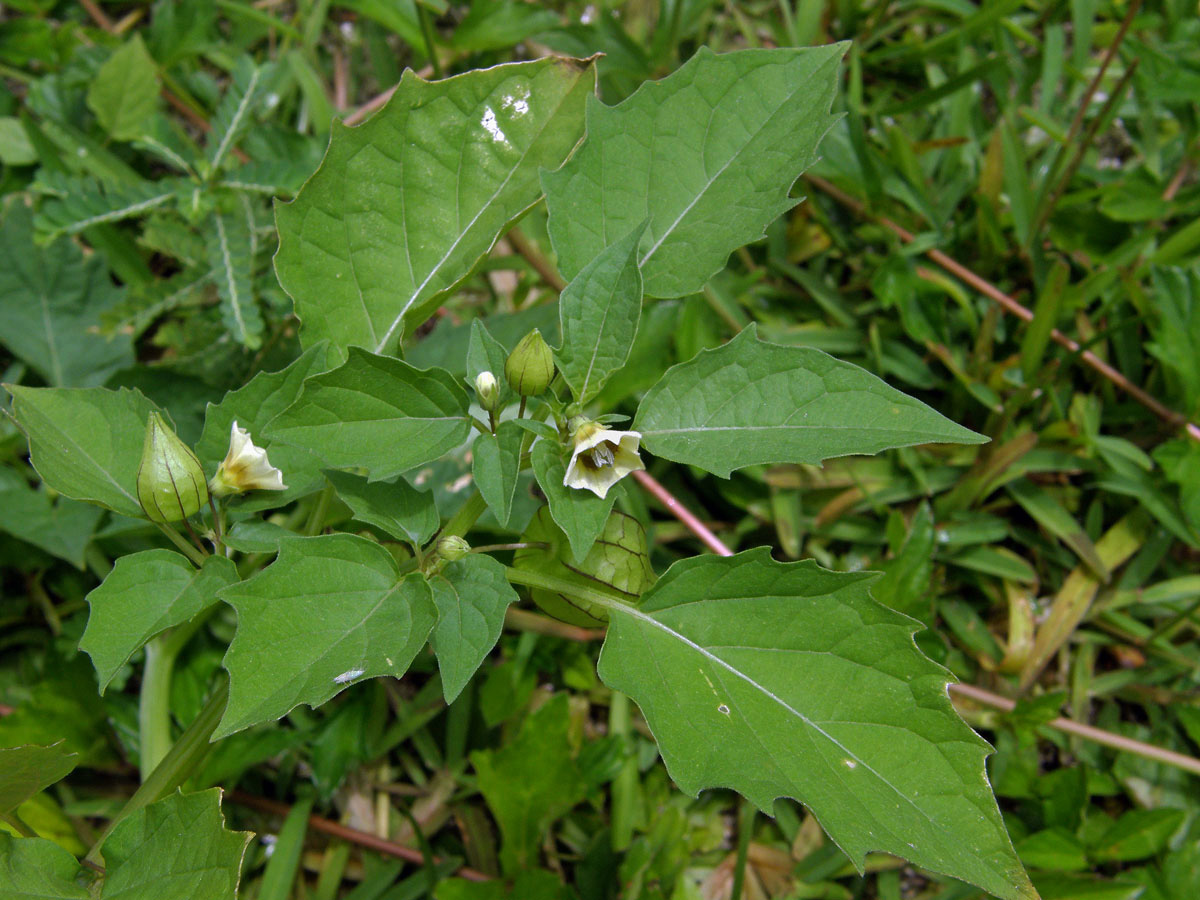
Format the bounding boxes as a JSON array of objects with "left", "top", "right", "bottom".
[{"left": 2, "top": 1, "right": 1200, "bottom": 899}]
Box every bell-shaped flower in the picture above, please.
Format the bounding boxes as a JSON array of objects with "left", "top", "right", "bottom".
[
  {"left": 209, "top": 420, "right": 287, "bottom": 497},
  {"left": 563, "top": 421, "right": 645, "bottom": 499}
]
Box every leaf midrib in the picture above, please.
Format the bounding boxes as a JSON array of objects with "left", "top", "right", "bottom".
[
  {"left": 637, "top": 53, "right": 835, "bottom": 270},
  {"left": 373, "top": 70, "right": 586, "bottom": 354}
]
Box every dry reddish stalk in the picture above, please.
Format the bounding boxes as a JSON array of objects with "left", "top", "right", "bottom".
[
  {"left": 231, "top": 791, "right": 490, "bottom": 882},
  {"left": 806, "top": 174, "right": 1200, "bottom": 444}
]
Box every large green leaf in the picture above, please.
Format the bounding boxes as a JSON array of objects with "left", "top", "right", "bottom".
[
  {"left": 196, "top": 343, "right": 330, "bottom": 512},
  {"left": 0, "top": 833, "right": 88, "bottom": 900},
  {"left": 634, "top": 327, "right": 985, "bottom": 478},
  {"left": 100, "top": 789, "right": 251, "bottom": 900},
  {"left": 0, "top": 743, "right": 78, "bottom": 815},
  {"left": 427, "top": 553, "right": 519, "bottom": 703},
  {"left": 471, "top": 694, "right": 587, "bottom": 875},
  {"left": 595, "top": 549, "right": 1034, "bottom": 900},
  {"left": 86, "top": 35, "right": 160, "bottom": 141},
  {"left": 0, "top": 468, "right": 103, "bottom": 569},
  {"left": 265, "top": 349, "right": 472, "bottom": 482},
  {"left": 542, "top": 45, "right": 844, "bottom": 297},
  {"left": 274, "top": 57, "right": 595, "bottom": 356},
  {"left": 217, "top": 534, "right": 437, "bottom": 737},
  {"left": 80, "top": 551, "right": 238, "bottom": 692},
  {"left": 325, "top": 468, "right": 439, "bottom": 547},
  {"left": 5, "top": 385, "right": 161, "bottom": 518},
  {"left": 556, "top": 221, "right": 646, "bottom": 404},
  {"left": 0, "top": 201, "right": 133, "bottom": 387}
]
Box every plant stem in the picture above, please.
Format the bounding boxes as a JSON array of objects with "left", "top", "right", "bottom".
[
  {"left": 1, "top": 811, "right": 36, "bottom": 838},
  {"left": 138, "top": 635, "right": 176, "bottom": 782},
  {"left": 609, "top": 690, "right": 637, "bottom": 851},
  {"left": 416, "top": 3, "right": 442, "bottom": 78},
  {"left": 503, "top": 567, "right": 625, "bottom": 615},
  {"left": 438, "top": 490, "right": 487, "bottom": 543},
  {"left": 471, "top": 542, "right": 547, "bottom": 554},
  {"left": 155, "top": 521, "right": 207, "bottom": 565},
  {"left": 304, "top": 482, "right": 335, "bottom": 537},
  {"left": 88, "top": 677, "right": 229, "bottom": 865}
]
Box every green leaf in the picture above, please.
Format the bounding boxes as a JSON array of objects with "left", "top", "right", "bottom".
[
  {"left": 265, "top": 349, "right": 471, "bottom": 482},
  {"left": 530, "top": 438, "right": 615, "bottom": 561},
  {"left": 5, "top": 385, "right": 161, "bottom": 518},
  {"left": 274, "top": 57, "right": 595, "bottom": 356},
  {"left": 472, "top": 420, "right": 524, "bottom": 529},
  {"left": 436, "top": 871, "right": 570, "bottom": 900},
  {"left": 543, "top": 45, "right": 844, "bottom": 297},
  {"left": 0, "top": 469, "right": 103, "bottom": 568},
  {"left": 325, "top": 469, "right": 438, "bottom": 547},
  {"left": 0, "top": 657, "right": 112, "bottom": 767},
  {"left": 556, "top": 222, "right": 646, "bottom": 404},
  {"left": 1147, "top": 266, "right": 1200, "bottom": 416},
  {"left": 0, "top": 833, "right": 88, "bottom": 900},
  {"left": 634, "top": 327, "right": 986, "bottom": 478},
  {"left": 427, "top": 553, "right": 519, "bottom": 703},
  {"left": 206, "top": 57, "right": 274, "bottom": 172},
  {"left": 0, "top": 743, "right": 78, "bottom": 815},
  {"left": 0, "top": 117, "right": 36, "bottom": 166},
  {"left": 595, "top": 549, "right": 1034, "bottom": 900},
  {"left": 100, "top": 789, "right": 251, "bottom": 900},
  {"left": 0, "top": 201, "right": 133, "bottom": 387},
  {"left": 196, "top": 343, "right": 331, "bottom": 513},
  {"left": 1091, "top": 808, "right": 1186, "bottom": 863},
  {"left": 80, "top": 551, "right": 238, "bottom": 692},
  {"left": 471, "top": 693, "right": 587, "bottom": 875},
  {"left": 205, "top": 208, "right": 263, "bottom": 349},
  {"left": 450, "top": 0, "right": 562, "bottom": 52},
  {"left": 86, "top": 35, "right": 160, "bottom": 141},
  {"left": 34, "top": 175, "right": 179, "bottom": 242},
  {"left": 217, "top": 534, "right": 437, "bottom": 737}
]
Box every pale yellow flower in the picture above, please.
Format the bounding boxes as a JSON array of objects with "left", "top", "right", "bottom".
[
  {"left": 209, "top": 420, "right": 287, "bottom": 497},
  {"left": 563, "top": 422, "right": 645, "bottom": 499}
]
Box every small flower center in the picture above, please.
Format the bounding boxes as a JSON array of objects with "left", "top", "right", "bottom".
[{"left": 582, "top": 441, "right": 618, "bottom": 471}]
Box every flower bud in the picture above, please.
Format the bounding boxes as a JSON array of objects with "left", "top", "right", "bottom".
[
  {"left": 436, "top": 535, "right": 471, "bottom": 562},
  {"left": 209, "top": 420, "right": 287, "bottom": 497},
  {"left": 474, "top": 370, "right": 500, "bottom": 412},
  {"left": 504, "top": 329, "right": 555, "bottom": 397},
  {"left": 137, "top": 412, "right": 208, "bottom": 523}
]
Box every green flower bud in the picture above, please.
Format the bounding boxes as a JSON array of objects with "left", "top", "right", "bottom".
[
  {"left": 137, "top": 412, "right": 208, "bottom": 523},
  {"left": 436, "top": 535, "right": 471, "bottom": 562},
  {"left": 474, "top": 370, "right": 500, "bottom": 412},
  {"left": 504, "top": 329, "right": 555, "bottom": 397}
]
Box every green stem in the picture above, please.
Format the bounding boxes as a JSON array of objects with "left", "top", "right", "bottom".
[
  {"left": 504, "top": 566, "right": 625, "bottom": 613},
  {"left": 87, "top": 677, "right": 229, "bottom": 865},
  {"left": 416, "top": 3, "right": 442, "bottom": 78},
  {"left": 609, "top": 690, "right": 637, "bottom": 851},
  {"left": 155, "top": 521, "right": 207, "bottom": 566},
  {"left": 439, "top": 490, "right": 487, "bottom": 543},
  {"left": 304, "top": 482, "right": 335, "bottom": 537},
  {"left": 138, "top": 636, "right": 176, "bottom": 782},
  {"left": 2, "top": 811, "right": 36, "bottom": 838}
]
